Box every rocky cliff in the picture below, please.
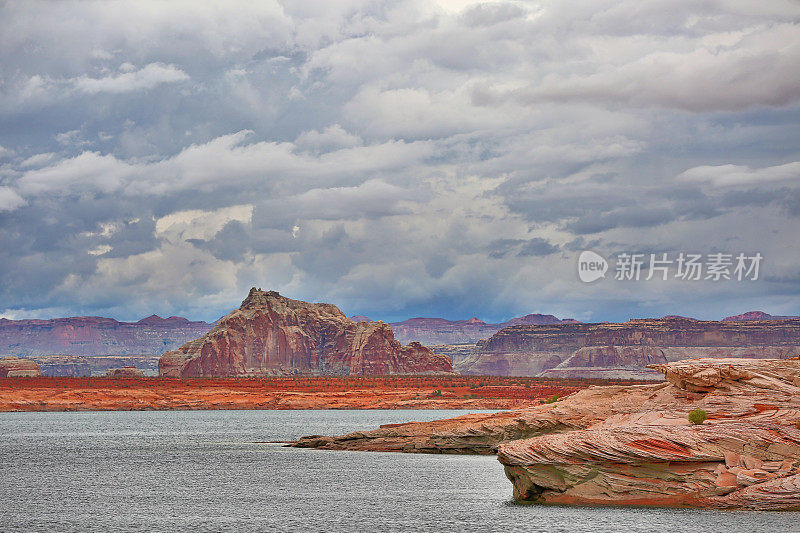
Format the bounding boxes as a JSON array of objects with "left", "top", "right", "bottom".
[
  {"left": 159, "top": 288, "right": 453, "bottom": 377},
  {"left": 457, "top": 317, "right": 800, "bottom": 377},
  {"left": 0, "top": 356, "right": 41, "bottom": 377},
  {"left": 294, "top": 357, "right": 800, "bottom": 510},
  {"left": 0, "top": 315, "right": 212, "bottom": 357}
]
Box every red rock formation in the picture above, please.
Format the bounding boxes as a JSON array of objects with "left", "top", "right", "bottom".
[
  {"left": 0, "top": 356, "right": 41, "bottom": 377},
  {"left": 457, "top": 317, "right": 800, "bottom": 376},
  {"left": 159, "top": 288, "right": 453, "bottom": 377},
  {"left": 0, "top": 315, "right": 212, "bottom": 357},
  {"left": 294, "top": 357, "right": 800, "bottom": 509}
]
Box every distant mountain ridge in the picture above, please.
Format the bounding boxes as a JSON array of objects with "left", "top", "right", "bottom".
[
  {"left": 384, "top": 313, "right": 578, "bottom": 345},
  {"left": 0, "top": 315, "right": 213, "bottom": 356},
  {"left": 1, "top": 308, "right": 795, "bottom": 361}
]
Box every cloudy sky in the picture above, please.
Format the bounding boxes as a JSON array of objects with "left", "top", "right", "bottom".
[{"left": 1, "top": 0, "right": 798, "bottom": 323}]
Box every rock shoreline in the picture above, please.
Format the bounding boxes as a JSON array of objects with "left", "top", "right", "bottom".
[{"left": 294, "top": 357, "right": 800, "bottom": 510}]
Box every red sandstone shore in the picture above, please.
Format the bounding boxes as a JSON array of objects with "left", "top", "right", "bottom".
[{"left": 0, "top": 375, "right": 640, "bottom": 411}]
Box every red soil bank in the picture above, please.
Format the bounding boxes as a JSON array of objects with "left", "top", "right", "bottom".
[{"left": 0, "top": 375, "right": 637, "bottom": 411}]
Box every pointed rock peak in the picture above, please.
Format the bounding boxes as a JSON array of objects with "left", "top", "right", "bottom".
[
  {"left": 466, "top": 317, "right": 485, "bottom": 324},
  {"left": 136, "top": 314, "right": 165, "bottom": 325},
  {"left": 240, "top": 287, "right": 281, "bottom": 310}
]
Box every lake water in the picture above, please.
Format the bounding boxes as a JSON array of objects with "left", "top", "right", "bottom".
[{"left": 1, "top": 410, "right": 798, "bottom": 532}]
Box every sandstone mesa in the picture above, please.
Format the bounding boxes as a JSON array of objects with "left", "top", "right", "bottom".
[
  {"left": 159, "top": 288, "right": 453, "bottom": 377},
  {"left": 295, "top": 357, "right": 800, "bottom": 510},
  {"left": 458, "top": 316, "right": 800, "bottom": 378}
]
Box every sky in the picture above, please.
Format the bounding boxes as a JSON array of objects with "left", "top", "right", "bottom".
[{"left": 0, "top": 0, "right": 799, "bottom": 324}]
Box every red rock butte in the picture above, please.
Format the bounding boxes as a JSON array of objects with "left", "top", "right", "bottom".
[{"left": 159, "top": 288, "right": 453, "bottom": 377}]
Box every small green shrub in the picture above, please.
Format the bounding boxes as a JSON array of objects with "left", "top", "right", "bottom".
[
  {"left": 430, "top": 389, "right": 442, "bottom": 397},
  {"left": 543, "top": 394, "right": 559, "bottom": 404},
  {"left": 688, "top": 408, "right": 707, "bottom": 425}
]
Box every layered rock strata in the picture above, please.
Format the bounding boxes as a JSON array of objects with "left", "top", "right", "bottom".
[
  {"left": 0, "top": 356, "right": 41, "bottom": 377},
  {"left": 159, "top": 288, "right": 453, "bottom": 377},
  {"left": 457, "top": 317, "right": 800, "bottom": 376}
]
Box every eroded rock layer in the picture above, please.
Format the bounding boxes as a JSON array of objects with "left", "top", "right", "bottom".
[
  {"left": 159, "top": 288, "right": 453, "bottom": 377},
  {"left": 499, "top": 358, "right": 800, "bottom": 509},
  {"left": 457, "top": 317, "right": 800, "bottom": 376},
  {"left": 0, "top": 356, "right": 41, "bottom": 377}
]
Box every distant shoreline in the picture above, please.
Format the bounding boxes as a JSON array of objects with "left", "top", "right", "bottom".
[{"left": 0, "top": 375, "right": 644, "bottom": 412}]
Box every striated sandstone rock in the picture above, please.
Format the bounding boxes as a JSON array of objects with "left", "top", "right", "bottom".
[
  {"left": 0, "top": 356, "right": 41, "bottom": 377},
  {"left": 293, "top": 381, "right": 681, "bottom": 454},
  {"left": 295, "top": 357, "right": 800, "bottom": 509},
  {"left": 499, "top": 422, "right": 800, "bottom": 509},
  {"left": 457, "top": 317, "right": 800, "bottom": 376},
  {"left": 159, "top": 288, "right": 453, "bottom": 377},
  {"left": 497, "top": 357, "right": 800, "bottom": 509}
]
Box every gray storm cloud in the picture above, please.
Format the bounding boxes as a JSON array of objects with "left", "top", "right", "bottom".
[{"left": 0, "top": 0, "right": 798, "bottom": 323}]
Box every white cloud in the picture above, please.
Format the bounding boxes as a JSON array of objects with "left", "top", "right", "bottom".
[
  {"left": 88, "top": 245, "right": 113, "bottom": 256},
  {"left": 72, "top": 62, "right": 189, "bottom": 94},
  {"left": 677, "top": 161, "right": 800, "bottom": 187},
  {"left": 55, "top": 130, "right": 91, "bottom": 147},
  {"left": 15, "top": 131, "right": 436, "bottom": 197},
  {"left": 295, "top": 124, "right": 362, "bottom": 152},
  {"left": 0, "top": 187, "right": 25, "bottom": 212},
  {"left": 19, "top": 152, "right": 56, "bottom": 168},
  {"left": 156, "top": 204, "right": 254, "bottom": 243}
]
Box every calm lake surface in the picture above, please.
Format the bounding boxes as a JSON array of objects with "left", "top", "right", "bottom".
[{"left": 1, "top": 410, "right": 798, "bottom": 532}]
